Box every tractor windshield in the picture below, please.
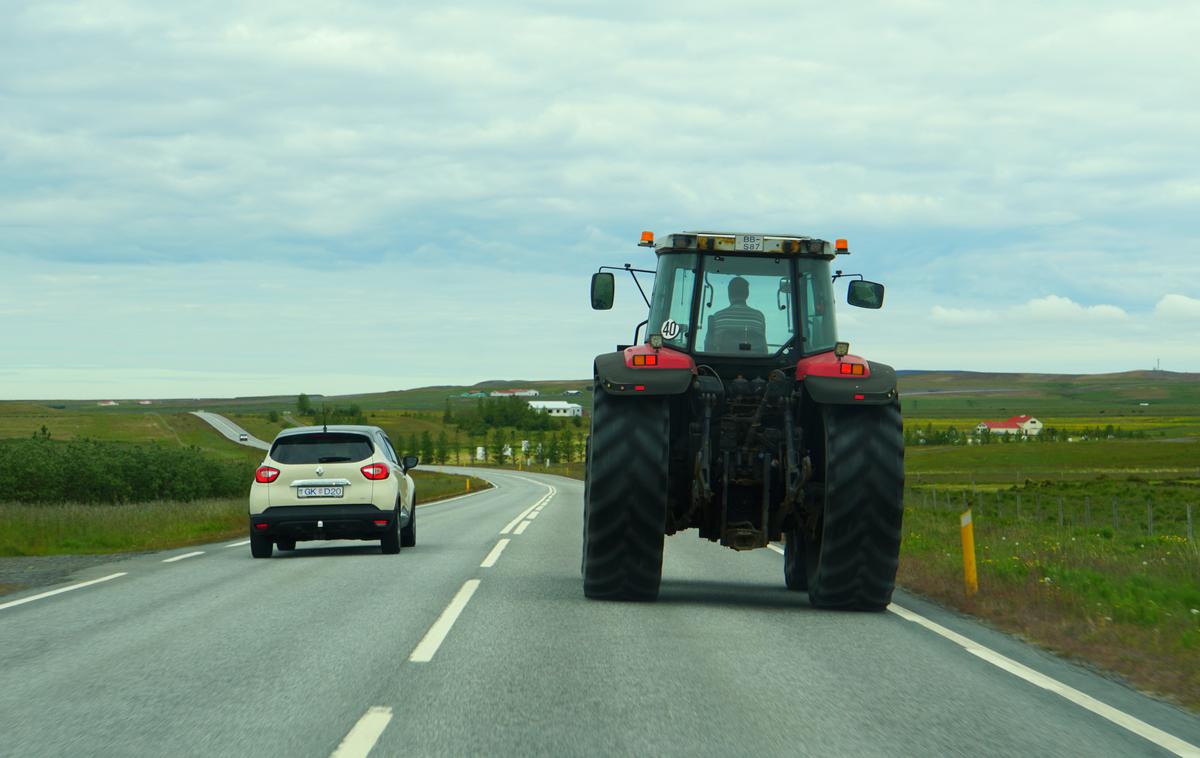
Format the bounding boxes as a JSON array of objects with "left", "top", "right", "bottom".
[{"left": 647, "top": 252, "right": 837, "bottom": 357}]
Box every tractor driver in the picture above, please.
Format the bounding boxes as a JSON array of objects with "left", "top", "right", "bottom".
[{"left": 704, "top": 276, "right": 768, "bottom": 354}]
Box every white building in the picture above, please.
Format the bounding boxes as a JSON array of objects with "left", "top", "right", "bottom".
[
  {"left": 975, "top": 415, "right": 1043, "bottom": 436},
  {"left": 489, "top": 388, "right": 540, "bottom": 398},
  {"left": 528, "top": 400, "right": 583, "bottom": 417}
]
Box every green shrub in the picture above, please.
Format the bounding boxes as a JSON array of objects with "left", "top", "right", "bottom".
[{"left": 0, "top": 438, "right": 253, "bottom": 504}]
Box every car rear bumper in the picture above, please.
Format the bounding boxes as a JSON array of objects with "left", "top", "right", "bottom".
[{"left": 250, "top": 504, "right": 395, "bottom": 542}]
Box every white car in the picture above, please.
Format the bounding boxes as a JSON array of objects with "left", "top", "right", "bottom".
[
  {"left": 248, "top": 425, "right": 417, "bottom": 558},
  {"left": 238, "top": 432, "right": 249, "bottom": 442}
]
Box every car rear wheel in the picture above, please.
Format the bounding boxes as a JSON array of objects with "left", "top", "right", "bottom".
[
  {"left": 400, "top": 500, "right": 416, "bottom": 548},
  {"left": 250, "top": 531, "right": 273, "bottom": 558},
  {"left": 381, "top": 512, "right": 401, "bottom": 554}
]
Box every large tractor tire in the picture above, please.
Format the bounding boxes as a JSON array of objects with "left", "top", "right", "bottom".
[
  {"left": 582, "top": 386, "right": 669, "bottom": 601},
  {"left": 804, "top": 401, "right": 904, "bottom": 611}
]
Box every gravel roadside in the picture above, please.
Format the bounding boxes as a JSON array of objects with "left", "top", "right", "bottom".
[{"left": 0, "top": 554, "right": 147, "bottom": 597}]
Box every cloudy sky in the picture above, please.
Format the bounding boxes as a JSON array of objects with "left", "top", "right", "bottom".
[{"left": 2, "top": 1, "right": 1198, "bottom": 399}]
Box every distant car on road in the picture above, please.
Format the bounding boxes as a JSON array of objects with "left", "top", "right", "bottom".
[
  {"left": 248, "top": 425, "right": 418, "bottom": 558},
  {"left": 238, "top": 433, "right": 249, "bottom": 442}
]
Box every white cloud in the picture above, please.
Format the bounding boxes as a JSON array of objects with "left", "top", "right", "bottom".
[
  {"left": 1017, "top": 295, "right": 1127, "bottom": 322},
  {"left": 1154, "top": 294, "right": 1200, "bottom": 320},
  {"left": 929, "top": 306, "right": 998, "bottom": 325}
]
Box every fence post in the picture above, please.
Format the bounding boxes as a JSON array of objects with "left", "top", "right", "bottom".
[
  {"left": 1112, "top": 496, "right": 1118, "bottom": 530},
  {"left": 1147, "top": 499, "right": 1154, "bottom": 538},
  {"left": 1084, "top": 495, "right": 1091, "bottom": 528},
  {"left": 1058, "top": 497, "right": 1064, "bottom": 528}
]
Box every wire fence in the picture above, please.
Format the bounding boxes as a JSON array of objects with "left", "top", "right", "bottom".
[{"left": 906, "top": 485, "right": 1196, "bottom": 542}]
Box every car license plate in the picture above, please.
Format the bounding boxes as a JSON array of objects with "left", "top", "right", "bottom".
[
  {"left": 298, "top": 486, "right": 343, "bottom": 499},
  {"left": 736, "top": 234, "right": 764, "bottom": 251}
]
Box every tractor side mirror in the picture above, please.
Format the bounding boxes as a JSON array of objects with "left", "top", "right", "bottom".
[
  {"left": 590, "top": 272, "right": 615, "bottom": 310},
  {"left": 847, "top": 280, "right": 885, "bottom": 309}
]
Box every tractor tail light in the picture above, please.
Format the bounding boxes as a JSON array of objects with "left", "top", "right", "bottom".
[
  {"left": 360, "top": 463, "right": 390, "bottom": 480},
  {"left": 632, "top": 354, "right": 659, "bottom": 366},
  {"left": 255, "top": 466, "right": 280, "bottom": 483}
]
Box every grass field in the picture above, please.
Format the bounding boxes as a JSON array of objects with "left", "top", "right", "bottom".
[
  {"left": 898, "top": 501, "right": 1200, "bottom": 711},
  {"left": 0, "top": 470, "right": 490, "bottom": 558}
]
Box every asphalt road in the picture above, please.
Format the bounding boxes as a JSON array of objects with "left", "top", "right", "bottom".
[
  {"left": 1, "top": 468, "right": 1197, "bottom": 757},
  {"left": 191, "top": 410, "right": 270, "bottom": 450}
]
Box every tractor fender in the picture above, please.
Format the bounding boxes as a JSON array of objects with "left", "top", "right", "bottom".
[
  {"left": 594, "top": 351, "right": 694, "bottom": 397},
  {"left": 802, "top": 361, "right": 899, "bottom": 406}
]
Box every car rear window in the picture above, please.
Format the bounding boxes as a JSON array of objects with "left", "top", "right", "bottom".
[{"left": 270, "top": 433, "right": 374, "bottom": 464}]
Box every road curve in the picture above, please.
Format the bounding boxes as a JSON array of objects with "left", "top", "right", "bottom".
[
  {"left": 0, "top": 468, "right": 1197, "bottom": 757},
  {"left": 191, "top": 410, "right": 270, "bottom": 450}
]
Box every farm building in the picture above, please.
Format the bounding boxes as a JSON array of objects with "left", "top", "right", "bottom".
[
  {"left": 490, "top": 388, "right": 540, "bottom": 398},
  {"left": 528, "top": 401, "right": 583, "bottom": 417},
  {"left": 975, "top": 415, "right": 1043, "bottom": 436}
]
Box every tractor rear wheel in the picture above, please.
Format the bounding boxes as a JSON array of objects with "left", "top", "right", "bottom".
[
  {"left": 805, "top": 401, "right": 904, "bottom": 611},
  {"left": 582, "top": 386, "right": 669, "bottom": 601}
]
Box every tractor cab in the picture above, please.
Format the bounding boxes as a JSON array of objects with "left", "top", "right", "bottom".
[{"left": 591, "top": 232, "right": 884, "bottom": 378}]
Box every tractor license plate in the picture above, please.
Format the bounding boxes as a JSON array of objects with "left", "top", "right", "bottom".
[
  {"left": 298, "top": 486, "right": 343, "bottom": 498},
  {"left": 736, "top": 234, "right": 763, "bottom": 251}
]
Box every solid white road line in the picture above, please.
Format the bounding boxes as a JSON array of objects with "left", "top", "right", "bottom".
[
  {"left": 0, "top": 572, "right": 127, "bottom": 612},
  {"left": 162, "top": 551, "right": 205, "bottom": 563},
  {"left": 513, "top": 520, "right": 532, "bottom": 535},
  {"left": 889, "top": 603, "right": 1200, "bottom": 757},
  {"left": 767, "top": 543, "right": 785, "bottom": 555},
  {"left": 500, "top": 504, "right": 540, "bottom": 535},
  {"left": 330, "top": 706, "right": 393, "bottom": 758},
  {"left": 225, "top": 539, "right": 251, "bottom": 548},
  {"left": 409, "top": 580, "right": 482, "bottom": 663},
  {"left": 480, "top": 539, "right": 511, "bottom": 568}
]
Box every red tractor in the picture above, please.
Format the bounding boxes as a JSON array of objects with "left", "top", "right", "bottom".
[{"left": 584, "top": 231, "right": 903, "bottom": 611}]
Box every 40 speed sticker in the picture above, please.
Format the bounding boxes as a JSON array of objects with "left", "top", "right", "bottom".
[{"left": 660, "top": 319, "right": 682, "bottom": 340}]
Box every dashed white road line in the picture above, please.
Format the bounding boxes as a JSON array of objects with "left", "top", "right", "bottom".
[
  {"left": 888, "top": 603, "right": 1199, "bottom": 757},
  {"left": 499, "top": 479, "right": 557, "bottom": 535},
  {"left": 0, "top": 573, "right": 127, "bottom": 612},
  {"left": 526, "top": 510, "right": 541, "bottom": 520},
  {"left": 162, "top": 551, "right": 205, "bottom": 563},
  {"left": 500, "top": 504, "right": 539, "bottom": 535},
  {"left": 225, "top": 539, "right": 251, "bottom": 548},
  {"left": 480, "top": 539, "right": 511, "bottom": 568},
  {"left": 766, "top": 543, "right": 785, "bottom": 555},
  {"left": 331, "top": 706, "right": 393, "bottom": 758},
  {"left": 513, "top": 520, "right": 532, "bottom": 535},
  {"left": 409, "top": 580, "right": 481, "bottom": 663}
]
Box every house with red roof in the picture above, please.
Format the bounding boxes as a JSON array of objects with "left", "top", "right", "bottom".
[{"left": 975, "top": 415, "right": 1043, "bottom": 436}]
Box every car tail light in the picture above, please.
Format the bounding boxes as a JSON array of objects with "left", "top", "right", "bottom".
[
  {"left": 361, "top": 463, "right": 390, "bottom": 480},
  {"left": 255, "top": 466, "right": 280, "bottom": 483},
  {"left": 254, "top": 523, "right": 269, "bottom": 530},
  {"left": 373, "top": 519, "right": 389, "bottom": 526}
]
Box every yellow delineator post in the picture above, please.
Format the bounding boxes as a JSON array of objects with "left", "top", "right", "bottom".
[
  {"left": 961, "top": 509, "right": 978, "bottom": 596},
  {"left": 466, "top": 479, "right": 471, "bottom": 492}
]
